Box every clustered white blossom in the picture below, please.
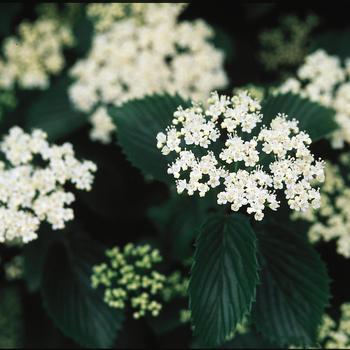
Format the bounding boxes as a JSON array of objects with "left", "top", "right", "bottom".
[
  {"left": 89, "top": 107, "right": 117, "bottom": 144},
  {"left": 87, "top": 3, "right": 188, "bottom": 32},
  {"left": 0, "top": 127, "right": 97, "bottom": 244},
  {"left": 292, "top": 154, "right": 350, "bottom": 258},
  {"left": 69, "top": 3, "right": 228, "bottom": 144},
  {"left": 0, "top": 17, "right": 74, "bottom": 90},
  {"left": 157, "top": 91, "right": 324, "bottom": 221},
  {"left": 278, "top": 49, "right": 350, "bottom": 149},
  {"left": 317, "top": 303, "right": 350, "bottom": 349}
]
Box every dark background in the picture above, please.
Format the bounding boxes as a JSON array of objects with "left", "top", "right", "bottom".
[{"left": 1, "top": 2, "right": 350, "bottom": 348}]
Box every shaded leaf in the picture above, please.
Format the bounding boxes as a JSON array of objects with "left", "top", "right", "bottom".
[
  {"left": 41, "top": 235, "right": 124, "bottom": 348},
  {"left": 311, "top": 29, "right": 350, "bottom": 60},
  {"left": 253, "top": 223, "right": 330, "bottom": 347},
  {"left": 25, "top": 76, "right": 87, "bottom": 141},
  {"left": 221, "top": 330, "right": 279, "bottom": 349},
  {"left": 211, "top": 25, "right": 235, "bottom": 63},
  {"left": 189, "top": 214, "right": 258, "bottom": 347},
  {"left": 148, "top": 191, "right": 215, "bottom": 261},
  {"left": 261, "top": 92, "right": 337, "bottom": 142},
  {"left": 108, "top": 94, "right": 191, "bottom": 184},
  {"left": 23, "top": 227, "right": 61, "bottom": 293}
]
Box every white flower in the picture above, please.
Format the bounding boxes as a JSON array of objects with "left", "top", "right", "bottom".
[
  {"left": 0, "top": 18, "right": 74, "bottom": 90},
  {"left": 69, "top": 3, "right": 228, "bottom": 144},
  {"left": 0, "top": 127, "right": 97, "bottom": 244},
  {"left": 292, "top": 155, "right": 350, "bottom": 258},
  {"left": 277, "top": 49, "right": 350, "bottom": 149},
  {"left": 157, "top": 91, "right": 324, "bottom": 221},
  {"left": 89, "top": 107, "right": 117, "bottom": 144}
]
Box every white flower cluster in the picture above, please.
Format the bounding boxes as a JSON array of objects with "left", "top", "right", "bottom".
[
  {"left": 278, "top": 49, "right": 350, "bottom": 148},
  {"left": 157, "top": 91, "right": 324, "bottom": 221},
  {"left": 87, "top": 3, "right": 188, "bottom": 32},
  {"left": 292, "top": 154, "right": 350, "bottom": 258},
  {"left": 0, "top": 17, "right": 74, "bottom": 90},
  {"left": 69, "top": 3, "right": 228, "bottom": 144},
  {"left": 317, "top": 303, "right": 350, "bottom": 349},
  {"left": 0, "top": 127, "right": 97, "bottom": 244}
]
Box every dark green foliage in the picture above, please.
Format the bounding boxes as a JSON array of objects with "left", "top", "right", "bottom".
[
  {"left": 311, "top": 29, "right": 350, "bottom": 60},
  {"left": 109, "top": 94, "right": 191, "bottom": 184},
  {"left": 25, "top": 77, "right": 87, "bottom": 141},
  {"left": 189, "top": 214, "right": 259, "bottom": 347},
  {"left": 253, "top": 223, "right": 330, "bottom": 347},
  {"left": 0, "top": 3, "right": 22, "bottom": 37},
  {"left": 41, "top": 234, "right": 124, "bottom": 348},
  {"left": 148, "top": 191, "right": 216, "bottom": 262},
  {"left": 211, "top": 25, "right": 235, "bottom": 63},
  {"left": 261, "top": 92, "right": 338, "bottom": 142}
]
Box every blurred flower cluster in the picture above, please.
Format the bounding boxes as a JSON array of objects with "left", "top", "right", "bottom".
[
  {"left": 259, "top": 14, "right": 319, "bottom": 76},
  {"left": 0, "top": 127, "right": 96, "bottom": 244},
  {"left": 69, "top": 3, "right": 228, "bottom": 143},
  {"left": 279, "top": 49, "right": 350, "bottom": 148},
  {"left": 292, "top": 154, "right": 350, "bottom": 258},
  {"left": 0, "top": 13, "right": 74, "bottom": 90}
]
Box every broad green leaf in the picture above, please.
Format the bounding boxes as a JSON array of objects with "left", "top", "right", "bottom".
[
  {"left": 148, "top": 191, "right": 216, "bottom": 261},
  {"left": 25, "top": 76, "right": 87, "bottom": 141},
  {"left": 146, "top": 299, "right": 188, "bottom": 336},
  {"left": 221, "top": 330, "right": 279, "bottom": 349},
  {"left": 253, "top": 223, "right": 330, "bottom": 347},
  {"left": 311, "top": 29, "right": 350, "bottom": 60},
  {"left": 189, "top": 214, "right": 259, "bottom": 347},
  {"left": 23, "top": 227, "right": 61, "bottom": 293},
  {"left": 0, "top": 3, "right": 22, "bottom": 37},
  {"left": 261, "top": 92, "right": 337, "bottom": 142},
  {"left": 72, "top": 8, "right": 94, "bottom": 55},
  {"left": 0, "top": 285, "right": 23, "bottom": 348},
  {"left": 41, "top": 235, "right": 124, "bottom": 348},
  {"left": 108, "top": 94, "right": 191, "bottom": 184},
  {"left": 211, "top": 25, "right": 235, "bottom": 63}
]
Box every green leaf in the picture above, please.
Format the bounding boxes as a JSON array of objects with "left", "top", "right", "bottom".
[
  {"left": 146, "top": 299, "right": 187, "bottom": 336},
  {"left": 0, "top": 3, "right": 22, "bottom": 37},
  {"left": 72, "top": 8, "right": 94, "bottom": 55},
  {"left": 23, "top": 227, "right": 60, "bottom": 293},
  {"left": 41, "top": 235, "right": 124, "bottom": 348},
  {"left": 211, "top": 25, "right": 235, "bottom": 63},
  {"left": 25, "top": 76, "right": 88, "bottom": 141},
  {"left": 189, "top": 214, "right": 259, "bottom": 347},
  {"left": 311, "top": 29, "right": 350, "bottom": 60},
  {"left": 108, "top": 93, "right": 191, "bottom": 184},
  {"left": 221, "top": 330, "right": 279, "bottom": 349},
  {"left": 252, "top": 223, "right": 330, "bottom": 347},
  {"left": 148, "top": 191, "right": 215, "bottom": 261},
  {"left": 261, "top": 92, "right": 338, "bottom": 142}
]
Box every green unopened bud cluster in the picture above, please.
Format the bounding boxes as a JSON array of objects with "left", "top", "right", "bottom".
[
  {"left": 162, "top": 271, "right": 189, "bottom": 302},
  {"left": 259, "top": 14, "right": 319, "bottom": 74},
  {"left": 4, "top": 255, "right": 24, "bottom": 281},
  {"left": 0, "top": 90, "right": 16, "bottom": 120},
  {"left": 91, "top": 243, "right": 165, "bottom": 319}
]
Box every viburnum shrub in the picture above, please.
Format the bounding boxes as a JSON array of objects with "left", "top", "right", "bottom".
[{"left": 1, "top": 3, "right": 350, "bottom": 350}]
